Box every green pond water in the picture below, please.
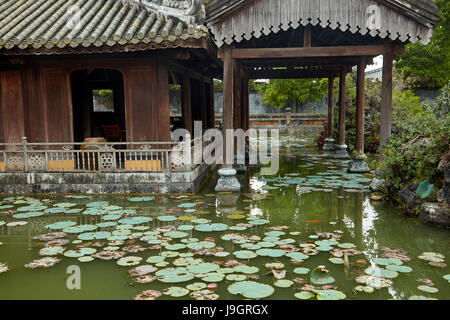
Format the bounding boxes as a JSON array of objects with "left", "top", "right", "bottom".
[{"left": 0, "top": 133, "right": 449, "bottom": 300}]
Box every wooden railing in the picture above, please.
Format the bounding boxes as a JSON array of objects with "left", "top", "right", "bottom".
[{"left": 0, "top": 137, "right": 201, "bottom": 173}]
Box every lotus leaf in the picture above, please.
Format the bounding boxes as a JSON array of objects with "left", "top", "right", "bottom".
[
  {"left": 201, "top": 272, "right": 225, "bottom": 282},
  {"left": 117, "top": 256, "right": 142, "bottom": 266},
  {"left": 233, "top": 265, "right": 259, "bottom": 274},
  {"left": 78, "top": 256, "right": 94, "bottom": 262},
  {"left": 364, "top": 266, "right": 398, "bottom": 279},
  {"left": 274, "top": 279, "right": 293, "bottom": 288},
  {"left": 354, "top": 285, "right": 374, "bottom": 293},
  {"left": 311, "top": 266, "right": 335, "bottom": 285},
  {"left": 234, "top": 250, "right": 257, "bottom": 259},
  {"left": 286, "top": 252, "right": 309, "bottom": 261},
  {"left": 156, "top": 267, "right": 194, "bottom": 283},
  {"left": 417, "top": 285, "right": 438, "bottom": 293},
  {"left": 157, "top": 215, "right": 177, "bottom": 222},
  {"left": 39, "top": 246, "right": 65, "bottom": 256},
  {"left": 163, "top": 286, "right": 190, "bottom": 297},
  {"left": 178, "top": 203, "right": 197, "bottom": 208},
  {"left": 46, "top": 221, "right": 76, "bottom": 230},
  {"left": 293, "top": 267, "right": 310, "bottom": 275},
  {"left": 255, "top": 248, "right": 285, "bottom": 258},
  {"left": 187, "top": 241, "right": 215, "bottom": 250},
  {"left": 178, "top": 225, "right": 194, "bottom": 231},
  {"left": 329, "top": 257, "right": 345, "bottom": 264},
  {"left": 294, "top": 291, "right": 315, "bottom": 300},
  {"left": 195, "top": 223, "right": 228, "bottom": 232},
  {"left": 409, "top": 295, "right": 438, "bottom": 300},
  {"left": 188, "top": 263, "right": 220, "bottom": 274},
  {"left": 386, "top": 265, "right": 413, "bottom": 273},
  {"left": 313, "top": 289, "right": 346, "bottom": 300},
  {"left": 186, "top": 282, "right": 207, "bottom": 291},
  {"left": 227, "top": 281, "right": 274, "bottom": 299}
]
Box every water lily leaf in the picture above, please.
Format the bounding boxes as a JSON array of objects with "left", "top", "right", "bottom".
[
  {"left": 46, "top": 221, "right": 76, "bottom": 230},
  {"left": 418, "top": 252, "right": 445, "bottom": 263},
  {"left": 313, "top": 289, "right": 346, "bottom": 300},
  {"left": 163, "top": 286, "right": 190, "bottom": 297},
  {"left": 178, "top": 203, "right": 197, "bottom": 208},
  {"left": 386, "top": 265, "right": 413, "bottom": 273},
  {"left": 117, "top": 256, "right": 142, "bottom": 266},
  {"left": 227, "top": 214, "right": 246, "bottom": 220},
  {"left": 227, "top": 281, "right": 274, "bottom": 299},
  {"left": 201, "top": 272, "right": 225, "bottom": 282},
  {"left": 337, "top": 243, "right": 356, "bottom": 249},
  {"left": 274, "top": 279, "right": 293, "bottom": 288},
  {"left": 364, "top": 266, "right": 399, "bottom": 279},
  {"left": 234, "top": 250, "right": 257, "bottom": 259},
  {"left": 355, "top": 275, "right": 393, "bottom": 289},
  {"left": 417, "top": 285, "right": 439, "bottom": 293},
  {"left": 329, "top": 257, "right": 345, "bottom": 264},
  {"left": 156, "top": 267, "right": 194, "bottom": 283},
  {"left": 311, "top": 266, "right": 335, "bottom": 285},
  {"left": 293, "top": 267, "right": 310, "bottom": 275},
  {"left": 78, "top": 256, "right": 94, "bottom": 263},
  {"left": 286, "top": 252, "right": 309, "bottom": 261},
  {"left": 233, "top": 265, "right": 259, "bottom": 274},
  {"left": 186, "top": 282, "right": 207, "bottom": 291},
  {"left": 78, "top": 231, "right": 111, "bottom": 241},
  {"left": 294, "top": 291, "right": 315, "bottom": 300},
  {"left": 195, "top": 223, "right": 228, "bottom": 232},
  {"left": 444, "top": 274, "right": 450, "bottom": 282},
  {"left": 354, "top": 285, "right": 374, "bottom": 293},
  {"left": 187, "top": 241, "right": 215, "bottom": 250},
  {"left": 416, "top": 180, "right": 434, "bottom": 199},
  {"left": 157, "top": 215, "right": 177, "bottom": 222},
  {"left": 39, "top": 246, "right": 65, "bottom": 256},
  {"left": 255, "top": 248, "right": 285, "bottom": 258},
  {"left": 188, "top": 263, "right": 220, "bottom": 274},
  {"left": 226, "top": 274, "right": 247, "bottom": 281}
]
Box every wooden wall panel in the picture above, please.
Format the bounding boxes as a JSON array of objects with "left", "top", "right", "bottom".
[
  {"left": 124, "top": 65, "right": 158, "bottom": 142},
  {"left": 41, "top": 68, "right": 73, "bottom": 142},
  {"left": 0, "top": 70, "right": 25, "bottom": 143},
  {"left": 156, "top": 59, "right": 171, "bottom": 143}
]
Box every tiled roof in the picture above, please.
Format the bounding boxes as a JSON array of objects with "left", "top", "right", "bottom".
[{"left": 0, "top": 0, "right": 208, "bottom": 53}]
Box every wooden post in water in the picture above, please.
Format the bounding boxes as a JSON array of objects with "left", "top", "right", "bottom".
[
  {"left": 348, "top": 57, "right": 370, "bottom": 172},
  {"left": 222, "top": 45, "right": 234, "bottom": 168},
  {"left": 380, "top": 41, "right": 394, "bottom": 148},
  {"left": 323, "top": 76, "right": 336, "bottom": 151},
  {"left": 335, "top": 68, "right": 350, "bottom": 159}
]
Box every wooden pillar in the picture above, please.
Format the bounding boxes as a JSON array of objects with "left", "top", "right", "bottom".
[
  {"left": 156, "top": 58, "right": 171, "bottom": 143},
  {"left": 380, "top": 42, "right": 394, "bottom": 147},
  {"left": 327, "top": 76, "right": 335, "bottom": 139},
  {"left": 355, "top": 57, "right": 366, "bottom": 155},
  {"left": 223, "top": 46, "right": 234, "bottom": 167},
  {"left": 241, "top": 66, "right": 249, "bottom": 131},
  {"left": 338, "top": 69, "right": 346, "bottom": 146},
  {"left": 209, "top": 79, "right": 215, "bottom": 129},
  {"left": 200, "top": 77, "right": 207, "bottom": 130},
  {"left": 233, "top": 60, "right": 241, "bottom": 130}
]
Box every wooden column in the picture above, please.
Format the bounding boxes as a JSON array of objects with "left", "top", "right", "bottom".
[
  {"left": 338, "top": 69, "right": 346, "bottom": 146},
  {"left": 327, "top": 76, "right": 335, "bottom": 139},
  {"left": 200, "top": 77, "right": 207, "bottom": 130},
  {"left": 223, "top": 46, "right": 234, "bottom": 167},
  {"left": 156, "top": 58, "right": 171, "bottom": 143},
  {"left": 233, "top": 60, "right": 241, "bottom": 130},
  {"left": 355, "top": 57, "right": 366, "bottom": 154},
  {"left": 380, "top": 42, "right": 394, "bottom": 147},
  {"left": 209, "top": 79, "right": 215, "bottom": 129},
  {"left": 241, "top": 66, "right": 249, "bottom": 131}
]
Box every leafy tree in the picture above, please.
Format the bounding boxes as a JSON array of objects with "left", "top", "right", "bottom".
[
  {"left": 255, "top": 78, "right": 329, "bottom": 108},
  {"left": 395, "top": 0, "right": 450, "bottom": 88}
]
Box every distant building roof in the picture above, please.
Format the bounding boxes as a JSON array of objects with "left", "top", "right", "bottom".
[{"left": 0, "top": 0, "right": 208, "bottom": 55}]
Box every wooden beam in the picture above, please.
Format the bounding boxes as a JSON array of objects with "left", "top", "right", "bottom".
[
  {"left": 243, "top": 57, "right": 371, "bottom": 68},
  {"left": 218, "top": 45, "right": 386, "bottom": 59},
  {"left": 248, "top": 69, "right": 344, "bottom": 80},
  {"left": 338, "top": 69, "right": 347, "bottom": 146},
  {"left": 355, "top": 57, "right": 366, "bottom": 154},
  {"left": 380, "top": 42, "right": 394, "bottom": 147}
]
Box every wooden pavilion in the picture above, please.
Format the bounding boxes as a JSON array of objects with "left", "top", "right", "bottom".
[{"left": 206, "top": 0, "right": 440, "bottom": 172}]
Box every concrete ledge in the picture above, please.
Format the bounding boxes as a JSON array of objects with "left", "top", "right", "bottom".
[{"left": 0, "top": 164, "right": 214, "bottom": 194}]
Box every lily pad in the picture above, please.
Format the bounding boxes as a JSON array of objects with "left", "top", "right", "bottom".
[
  {"left": 227, "top": 281, "right": 274, "bottom": 299},
  {"left": 311, "top": 266, "right": 335, "bottom": 285},
  {"left": 117, "top": 256, "right": 142, "bottom": 266},
  {"left": 364, "top": 266, "right": 399, "bottom": 279},
  {"left": 234, "top": 250, "right": 257, "bottom": 259},
  {"left": 163, "top": 286, "right": 190, "bottom": 297},
  {"left": 417, "top": 285, "right": 439, "bottom": 293},
  {"left": 293, "top": 267, "right": 310, "bottom": 275},
  {"left": 294, "top": 291, "right": 315, "bottom": 300},
  {"left": 314, "top": 289, "right": 346, "bottom": 300},
  {"left": 274, "top": 279, "right": 293, "bottom": 288}
]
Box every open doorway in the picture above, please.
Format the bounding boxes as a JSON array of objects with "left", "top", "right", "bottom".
[{"left": 71, "top": 69, "right": 125, "bottom": 143}]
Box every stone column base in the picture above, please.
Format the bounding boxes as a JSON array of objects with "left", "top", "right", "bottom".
[
  {"left": 215, "top": 168, "right": 241, "bottom": 192},
  {"left": 335, "top": 144, "right": 351, "bottom": 159},
  {"left": 348, "top": 157, "right": 370, "bottom": 173},
  {"left": 323, "top": 138, "right": 336, "bottom": 151}
]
